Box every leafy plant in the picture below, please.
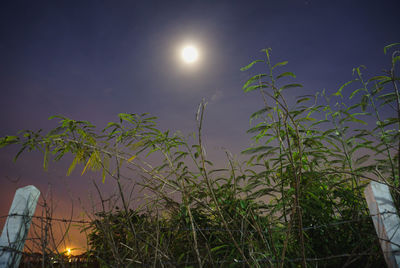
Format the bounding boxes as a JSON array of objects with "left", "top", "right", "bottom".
[{"left": 2, "top": 43, "right": 399, "bottom": 267}]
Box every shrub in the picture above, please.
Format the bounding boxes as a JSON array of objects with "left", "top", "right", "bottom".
[{"left": 2, "top": 43, "right": 399, "bottom": 267}]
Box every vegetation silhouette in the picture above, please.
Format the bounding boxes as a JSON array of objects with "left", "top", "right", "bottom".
[{"left": 2, "top": 43, "right": 399, "bottom": 267}]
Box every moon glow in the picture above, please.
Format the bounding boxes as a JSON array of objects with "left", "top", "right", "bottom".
[{"left": 181, "top": 46, "right": 199, "bottom": 63}]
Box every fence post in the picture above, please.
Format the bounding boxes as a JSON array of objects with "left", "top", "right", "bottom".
[
  {"left": 364, "top": 181, "right": 400, "bottom": 267},
  {"left": 0, "top": 185, "right": 40, "bottom": 268}
]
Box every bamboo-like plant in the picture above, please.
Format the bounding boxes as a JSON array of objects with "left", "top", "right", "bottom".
[{"left": 1, "top": 43, "right": 398, "bottom": 266}]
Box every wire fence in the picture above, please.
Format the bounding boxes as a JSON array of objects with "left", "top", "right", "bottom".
[
  {"left": 0, "top": 244, "right": 378, "bottom": 267},
  {"left": 1, "top": 210, "right": 395, "bottom": 231},
  {"left": 0, "top": 210, "right": 392, "bottom": 267}
]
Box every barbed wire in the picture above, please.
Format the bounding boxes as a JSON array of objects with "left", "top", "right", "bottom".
[
  {"left": 0, "top": 244, "right": 380, "bottom": 266},
  {"left": 0, "top": 208, "right": 393, "bottom": 266},
  {"left": 0, "top": 210, "right": 396, "bottom": 233},
  {"left": 0, "top": 213, "right": 91, "bottom": 224}
]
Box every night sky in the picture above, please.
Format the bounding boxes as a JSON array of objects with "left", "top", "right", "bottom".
[{"left": 1, "top": 0, "right": 399, "bottom": 252}]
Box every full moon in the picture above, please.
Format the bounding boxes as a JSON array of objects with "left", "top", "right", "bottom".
[{"left": 181, "top": 46, "right": 199, "bottom": 63}]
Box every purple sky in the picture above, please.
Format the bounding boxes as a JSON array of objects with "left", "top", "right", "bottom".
[{"left": 1, "top": 0, "right": 399, "bottom": 251}]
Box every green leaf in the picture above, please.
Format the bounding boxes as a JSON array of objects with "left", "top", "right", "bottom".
[
  {"left": 379, "top": 77, "right": 393, "bottom": 85},
  {"left": 261, "top": 48, "right": 272, "bottom": 55},
  {"left": 393, "top": 55, "right": 400, "bottom": 65},
  {"left": 334, "top": 80, "right": 355, "bottom": 98},
  {"left": 129, "top": 140, "right": 146, "bottom": 151},
  {"left": 240, "top": 60, "right": 264, "bottom": 71},
  {"left": 296, "top": 97, "right": 310, "bottom": 104},
  {"left": 211, "top": 244, "right": 228, "bottom": 253},
  {"left": 349, "top": 117, "right": 367, "bottom": 125},
  {"left": 81, "top": 155, "right": 92, "bottom": 175},
  {"left": 247, "top": 124, "right": 267, "bottom": 134},
  {"left": 276, "top": 72, "right": 296, "bottom": 79},
  {"left": 240, "top": 200, "right": 246, "bottom": 209},
  {"left": 242, "top": 74, "right": 268, "bottom": 89},
  {"left": 368, "top": 76, "right": 390, "bottom": 82},
  {"left": 371, "top": 85, "right": 385, "bottom": 96},
  {"left": 250, "top": 107, "right": 271, "bottom": 120},
  {"left": 243, "top": 84, "right": 268, "bottom": 93},
  {"left": 242, "top": 146, "right": 274, "bottom": 155},
  {"left": 209, "top": 168, "right": 229, "bottom": 175},
  {"left": 380, "top": 117, "right": 399, "bottom": 128},
  {"left": 348, "top": 88, "right": 364, "bottom": 99},
  {"left": 384, "top": 42, "right": 400, "bottom": 54},
  {"left": 264, "top": 136, "right": 277, "bottom": 145},
  {"left": 280, "top": 83, "right": 303, "bottom": 90},
  {"left": 43, "top": 145, "right": 49, "bottom": 171},
  {"left": 378, "top": 92, "right": 396, "bottom": 102},
  {"left": 67, "top": 158, "right": 79, "bottom": 176},
  {"left": 14, "top": 146, "right": 27, "bottom": 162},
  {"left": 272, "top": 61, "right": 288, "bottom": 69},
  {"left": 0, "top": 136, "right": 19, "bottom": 148},
  {"left": 48, "top": 115, "right": 68, "bottom": 122},
  {"left": 353, "top": 65, "right": 366, "bottom": 77},
  {"left": 67, "top": 149, "right": 85, "bottom": 176},
  {"left": 360, "top": 95, "right": 368, "bottom": 111}
]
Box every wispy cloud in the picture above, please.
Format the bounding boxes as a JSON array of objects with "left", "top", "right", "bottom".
[{"left": 210, "top": 90, "right": 223, "bottom": 102}]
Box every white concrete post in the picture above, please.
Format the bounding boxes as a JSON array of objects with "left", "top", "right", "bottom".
[
  {"left": 0, "top": 185, "right": 40, "bottom": 268},
  {"left": 364, "top": 181, "right": 400, "bottom": 268}
]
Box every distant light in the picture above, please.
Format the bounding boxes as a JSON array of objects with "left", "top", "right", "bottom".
[
  {"left": 181, "top": 46, "right": 199, "bottom": 63},
  {"left": 66, "top": 248, "right": 71, "bottom": 255}
]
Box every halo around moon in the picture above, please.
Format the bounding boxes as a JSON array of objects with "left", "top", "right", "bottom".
[{"left": 181, "top": 46, "right": 199, "bottom": 63}]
